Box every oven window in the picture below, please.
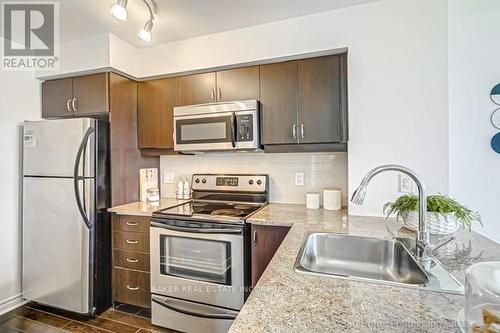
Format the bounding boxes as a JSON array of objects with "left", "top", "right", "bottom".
[
  {"left": 160, "top": 235, "right": 232, "bottom": 285},
  {"left": 176, "top": 116, "right": 231, "bottom": 144}
]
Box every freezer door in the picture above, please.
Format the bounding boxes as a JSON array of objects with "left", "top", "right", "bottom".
[
  {"left": 23, "top": 118, "right": 95, "bottom": 177},
  {"left": 23, "top": 177, "right": 94, "bottom": 314}
]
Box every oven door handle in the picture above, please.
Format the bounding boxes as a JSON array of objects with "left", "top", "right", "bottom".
[
  {"left": 151, "top": 222, "right": 243, "bottom": 235},
  {"left": 152, "top": 295, "right": 238, "bottom": 320}
]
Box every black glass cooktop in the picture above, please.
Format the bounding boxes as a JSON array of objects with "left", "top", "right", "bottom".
[{"left": 155, "top": 200, "right": 263, "bottom": 220}]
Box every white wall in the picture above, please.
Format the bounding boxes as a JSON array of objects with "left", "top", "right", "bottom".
[
  {"left": 35, "top": 34, "right": 111, "bottom": 79},
  {"left": 146, "top": 0, "right": 450, "bottom": 216},
  {"left": 160, "top": 153, "right": 348, "bottom": 205},
  {"left": 0, "top": 38, "right": 41, "bottom": 312},
  {"left": 449, "top": 0, "right": 500, "bottom": 243}
]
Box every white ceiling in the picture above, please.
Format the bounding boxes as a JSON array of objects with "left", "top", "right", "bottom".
[{"left": 53, "top": 0, "right": 378, "bottom": 48}]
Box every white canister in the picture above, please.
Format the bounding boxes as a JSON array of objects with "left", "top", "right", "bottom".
[
  {"left": 323, "top": 188, "right": 342, "bottom": 211},
  {"left": 306, "top": 192, "right": 320, "bottom": 209}
]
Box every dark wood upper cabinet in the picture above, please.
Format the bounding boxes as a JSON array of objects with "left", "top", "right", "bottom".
[
  {"left": 216, "top": 66, "right": 260, "bottom": 102},
  {"left": 251, "top": 225, "right": 290, "bottom": 288},
  {"left": 177, "top": 72, "right": 216, "bottom": 106},
  {"left": 260, "top": 61, "right": 298, "bottom": 145},
  {"left": 298, "top": 55, "right": 343, "bottom": 144},
  {"left": 138, "top": 78, "right": 177, "bottom": 149},
  {"left": 72, "top": 73, "right": 109, "bottom": 115},
  {"left": 41, "top": 78, "right": 74, "bottom": 118},
  {"left": 42, "top": 73, "right": 109, "bottom": 118}
]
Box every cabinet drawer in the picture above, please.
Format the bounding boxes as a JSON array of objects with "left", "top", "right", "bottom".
[
  {"left": 114, "top": 250, "right": 150, "bottom": 272},
  {"left": 114, "top": 215, "right": 150, "bottom": 233},
  {"left": 114, "top": 231, "right": 149, "bottom": 252},
  {"left": 113, "top": 268, "right": 150, "bottom": 308}
]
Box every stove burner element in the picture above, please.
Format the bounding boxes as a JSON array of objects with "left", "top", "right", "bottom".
[
  {"left": 210, "top": 209, "right": 245, "bottom": 217},
  {"left": 234, "top": 204, "right": 253, "bottom": 210}
]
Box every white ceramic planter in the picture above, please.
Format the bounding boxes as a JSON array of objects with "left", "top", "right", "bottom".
[{"left": 402, "top": 211, "right": 460, "bottom": 235}]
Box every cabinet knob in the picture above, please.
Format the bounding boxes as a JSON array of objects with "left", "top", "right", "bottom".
[
  {"left": 66, "top": 99, "right": 72, "bottom": 113},
  {"left": 126, "top": 222, "right": 139, "bottom": 226},
  {"left": 126, "top": 258, "right": 139, "bottom": 263},
  {"left": 126, "top": 285, "right": 139, "bottom": 291}
]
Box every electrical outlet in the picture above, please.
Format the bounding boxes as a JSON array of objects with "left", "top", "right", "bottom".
[
  {"left": 295, "top": 172, "right": 305, "bottom": 186},
  {"left": 399, "top": 175, "right": 413, "bottom": 193},
  {"left": 163, "top": 172, "right": 175, "bottom": 184}
]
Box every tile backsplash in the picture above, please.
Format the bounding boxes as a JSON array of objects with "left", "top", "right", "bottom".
[{"left": 160, "top": 152, "right": 348, "bottom": 206}]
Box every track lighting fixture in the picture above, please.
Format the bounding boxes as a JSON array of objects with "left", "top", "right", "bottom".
[
  {"left": 109, "top": 0, "right": 157, "bottom": 42},
  {"left": 138, "top": 19, "right": 153, "bottom": 42},
  {"left": 110, "top": 0, "right": 128, "bottom": 21}
]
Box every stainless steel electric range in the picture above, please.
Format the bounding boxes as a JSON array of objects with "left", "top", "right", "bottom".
[{"left": 150, "top": 174, "right": 268, "bottom": 333}]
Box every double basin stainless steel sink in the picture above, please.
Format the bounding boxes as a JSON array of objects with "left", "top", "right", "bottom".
[{"left": 294, "top": 233, "right": 464, "bottom": 294}]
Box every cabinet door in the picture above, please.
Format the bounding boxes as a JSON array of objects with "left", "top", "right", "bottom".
[
  {"left": 177, "top": 72, "right": 216, "bottom": 106},
  {"left": 251, "top": 225, "right": 290, "bottom": 287},
  {"left": 138, "top": 78, "right": 177, "bottom": 149},
  {"left": 260, "top": 61, "right": 299, "bottom": 145},
  {"left": 216, "top": 66, "right": 260, "bottom": 102},
  {"left": 41, "top": 78, "right": 74, "bottom": 118},
  {"left": 298, "top": 55, "right": 342, "bottom": 144},
  {"left": 73, "top": 73, "right": 109, "bottom": 115}
]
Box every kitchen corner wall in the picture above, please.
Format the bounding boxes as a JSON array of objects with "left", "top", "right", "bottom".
[
  {"left": 160, "top": 153, "right": 348, "bottom": 206},
  {"left": 0, "top": 39, "right": 41, "bottom": 313},
  {"left": 448, "top": 0, "right": 500, "bottom": 243}
]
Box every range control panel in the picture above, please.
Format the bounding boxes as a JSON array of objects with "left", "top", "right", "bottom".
[
  {"left": 236, "top": 114, "right": 254, "bottom": 142},
  {"left": 192, "top": 174, "right": 267, "bottom": 193},
  {"left": 216, "top": 176, "right": 239, "bottom": 187}
]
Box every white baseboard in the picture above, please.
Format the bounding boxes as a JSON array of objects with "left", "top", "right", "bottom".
[{"left": 0, "top": 294, "right": 28, "bottom": 316}]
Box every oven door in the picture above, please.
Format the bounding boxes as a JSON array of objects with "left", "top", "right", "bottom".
[
  {"left": 150, "top": 221, "right": 244, "bottom": 310},
  {"left": 174, "top": 112, "right": 237, "bottom": 152}
]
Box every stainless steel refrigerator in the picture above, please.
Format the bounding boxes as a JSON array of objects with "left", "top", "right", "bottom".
[{"left": 22, "top": 118, "right": 111, "bottom": 316}]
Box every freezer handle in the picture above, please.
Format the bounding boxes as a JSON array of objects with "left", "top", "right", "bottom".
[{"left": 73, "top": 127, "right": 94, "bottom": 229}]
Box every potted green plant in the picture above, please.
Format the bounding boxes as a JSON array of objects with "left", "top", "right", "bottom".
[{"left": 383, "top": 194, "right": 482, "bottom": 235}]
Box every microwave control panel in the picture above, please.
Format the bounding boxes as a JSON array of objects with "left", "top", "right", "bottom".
[{"left": 236, "top": 114, "right": 254, "bottom": 142}]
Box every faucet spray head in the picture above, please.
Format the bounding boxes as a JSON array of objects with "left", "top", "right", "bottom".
[{"left": 351, "top": 184, "right": 367, "bottom": 205}]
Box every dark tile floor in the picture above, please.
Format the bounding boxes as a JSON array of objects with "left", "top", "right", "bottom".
[{"left": 0, "top": 303, "right": 177, "bottom": 333}]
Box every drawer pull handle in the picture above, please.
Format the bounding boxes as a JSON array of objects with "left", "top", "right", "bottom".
[
  {"left": 126, "top": 239, "right": 139, "bottom": 244},
  {"left": 126, "top": 222, "right": 139, "bottom": 226},
  {"left": 126, "top": 258, "right": 139, "bottom": 263},
  {"left": 126, "top": 285, "right": 139, "bottom": 291}
]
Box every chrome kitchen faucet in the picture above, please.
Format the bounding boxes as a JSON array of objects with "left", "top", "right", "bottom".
[{"left": 351, "top": 164, "right": 432, "bottom": 262}]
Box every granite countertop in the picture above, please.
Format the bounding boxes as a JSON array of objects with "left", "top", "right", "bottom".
[
  {"left": 231, "top": 204, "right": 500, "bottom": 333},
  {"left": 107, "top": 198, "right": 188, "bottom": 216}
]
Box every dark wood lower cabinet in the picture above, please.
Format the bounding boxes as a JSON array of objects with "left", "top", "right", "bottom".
[
  {"left": 113, "top": 268, "right": 150, "bottom": 309},
  {"left": 251, "top": 225, "right": 291, "bottom": 287},
  {"left": 112, "top": 215, "right": 151, "bottom": 309}
]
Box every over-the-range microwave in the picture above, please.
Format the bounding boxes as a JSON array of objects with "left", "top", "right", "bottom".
[{"left": 173, "top": 100, "right": 261, "bottom": 153}]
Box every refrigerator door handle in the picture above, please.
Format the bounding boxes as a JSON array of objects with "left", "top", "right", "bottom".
[{"left": 73, "top": 127, "right": 95, "bottom": 229}]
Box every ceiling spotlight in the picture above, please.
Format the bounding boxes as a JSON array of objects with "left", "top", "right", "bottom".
[
  {"left": 110, "top": 0, "right": 128, "bottom": 21},
  {"left": 138, "top": 19, "right": 153, "bottom": 42}
]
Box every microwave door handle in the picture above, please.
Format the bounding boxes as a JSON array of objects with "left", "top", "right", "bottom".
[
  {"left": 152, "top": 295, "right": 238, "bottom": 320},
  {"left": 151, "top": 222, "right": 242, "bottom": 234},
  {"left": 230, "top": 112, "right": 237, "bottom": 148},
  {"left": 73, "top": 127, "right": 94, "bottom": 230}
]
